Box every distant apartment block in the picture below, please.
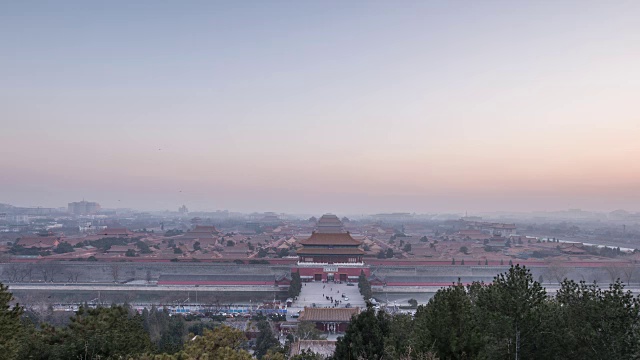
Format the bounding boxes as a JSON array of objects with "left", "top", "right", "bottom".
[{"left": 68, "top": 200, "right": 101, "bottom": 215}]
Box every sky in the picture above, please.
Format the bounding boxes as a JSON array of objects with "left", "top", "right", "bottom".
[{"left": 1, "top": 1, "right": 639, "bottom": 214}]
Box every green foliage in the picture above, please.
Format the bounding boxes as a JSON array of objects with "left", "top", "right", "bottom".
[
  {"left": 413, "top": 282, "right": 481, "bottom": 359},
  {"left": 187, "top": 321, "right": 219, "bottom": 336},
  {"left": 254, "top": 320, "right": 281, "bottom": 359},
  {"left": 291, "top": 349, "right": 324, "bottom": 360},
  {"left": 53, "top": 242, "right": 74, "bottom": 254},
  {"left": 173, "top": 247, "right": 183, "bottom": 254},
  {"left": 0, "top": 282, "right": 25, "bottom": 360},
  {"left": 88, "top": 236, "right": 135, "bottom": 251},
  {"left": 137, "top": 241, "right": 153, "bottom": 254},
  {"left": 474, "top": 265, "right": 547, "bottom": 359},
  {"left": 9, "top": 244, "right": 50, "bottom": 256},
  {"left": 7, "top": 264, "right": 640, "bottom": 360},
  {"left": 181, "top": 326, "right": 252, "bottom": 360},
  {"left": 142, "top": 306, "right": 186, "bottom": 354},
  {"left": 126, "top": 249, "right": 137, "bottom": 257},
  {"left": 459, "top": 246, "right": 468, "bottom": 254},
  {"left": 249, "top": 259, "right": 269, "bottom": 264},
  {"left": 338, "top": 265, "right": 640, "bottom": 360},
  {"left": 1, "top": 284, "right": 258, "bottom": 360},
  {"left": 358, "top": 270, "right": 372, "bottom": 300},
  {"left": 386, "top": 248, "right": 394, "bottom": 258},
  {"left": 383, "top": 313, "right": 417, "bottom": 359},
  {"left": 333, "top": 305, "right": 389, "bottom": 360},
  {"left": 403, "top": 243, "right": 412, "bottom": 252},
  {"left": 294, "top": 321, "right": 326, "bottom": 341},
  {"left": 277, "top": 248, "right": 289, "bottom": 258},
  {"left": 164, "top": 229, "right": 183, "bottom": 237},
  {"left": 192, "top": 241, "right": 201, "bottom": 251},
  {"left": 408, "top": 298, "right": 418, "bottom": 308},
  {"left": 289, "top": 270, "right": 302, "bottom": 298},
  {"left": 226, "top": 240, "right": 235, "bottom": 247},
  {"left": 553, "top": 279, "right": 640, "bottom": 359},
  {"left": 262, "top": 348, "right": 287, "bottom": 360},
  {"left": 27, "top": 305, "right": 153, "bottom": 359}
]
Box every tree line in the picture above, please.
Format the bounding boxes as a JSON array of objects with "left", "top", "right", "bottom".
[
  {"left": 4, "top": 265, "right": 640, "bottom": 359},
  {"left": 0, "top": 281, "right": 294, "bottom": 360},
  {"left": 334, "top": 265, "right": 640, "bottom": 360}
]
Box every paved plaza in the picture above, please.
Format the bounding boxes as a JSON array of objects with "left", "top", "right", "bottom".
[{"left": 287, "top": 281, "right": 366, "bottom": 321}]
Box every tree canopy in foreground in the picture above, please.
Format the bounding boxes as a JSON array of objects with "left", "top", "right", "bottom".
[{"left": 334, "top": 265, "right": 640, "bottom": 360}]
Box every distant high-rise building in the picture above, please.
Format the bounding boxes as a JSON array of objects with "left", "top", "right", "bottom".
[
  {"left": 178, "top": 205, "right": 189, "bottom": 214},
  {"left": 68, "top": 201, "right": 101, "bottom": 215}
]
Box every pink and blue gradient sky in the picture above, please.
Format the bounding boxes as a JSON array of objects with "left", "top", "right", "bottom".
[{"left": 1, "top": 1, "right": 639, "bottom": 213}]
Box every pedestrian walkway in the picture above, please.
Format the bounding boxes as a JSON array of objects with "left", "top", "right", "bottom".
[{"left": 288, "top": 281, "right": 366, "bottom": 321}]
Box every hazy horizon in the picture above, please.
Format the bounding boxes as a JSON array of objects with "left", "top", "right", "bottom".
[{"left": 2, "top": 1, "right": 639, "bottom": 214}]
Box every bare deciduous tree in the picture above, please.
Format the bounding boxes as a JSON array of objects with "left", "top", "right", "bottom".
[
  {"left": 2, "top": 264, "right": 20, "bottom": 282},
  {"left": 546, "top": 262, "right": 570, "bottom": 284},
  {"left": 21, "top": 263, "right": 34, "bottom": 282},
  {"left": 622, "top": 264, "right": 636, "bottom": 285},
  {"left": 294, "top": 321, "right": 326, "bottom": 340},
  {"left": 111, "top": 263, "right": 121, "bottom": 283},
  {"left": 21, "top": 293, "right": 53, "bottom": 324},
  {"left": 39, "top": 263, "right": 59, "bottom": 282},
  {"left": 605, "top": 264, "right": 623, "bottom": 284},
  {"left": 66, "top": 270, "right": 81, "bottom": 283}
]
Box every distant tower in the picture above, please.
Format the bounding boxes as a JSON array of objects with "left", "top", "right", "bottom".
[{"left": 68, "top": 200, "right": 101, "bottom": 215}]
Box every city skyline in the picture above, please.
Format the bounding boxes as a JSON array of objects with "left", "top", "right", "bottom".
[{"left": 2, "top": 1, "right": 639, "bottom": 213}]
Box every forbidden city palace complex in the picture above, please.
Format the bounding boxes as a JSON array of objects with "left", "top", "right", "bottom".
[{"left": 295, "top": 214, "right": 370, "bottom": 282}]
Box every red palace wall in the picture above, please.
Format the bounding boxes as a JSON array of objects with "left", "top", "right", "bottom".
[
  {"left": 158, "top": 280, "right": 279, "bottom": 286},
  {"left": 292, "top": 266, "right": 370, "bottom": 282},
  {"left": 158, "top": 277, "right": 291, "bottom": 287}
]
